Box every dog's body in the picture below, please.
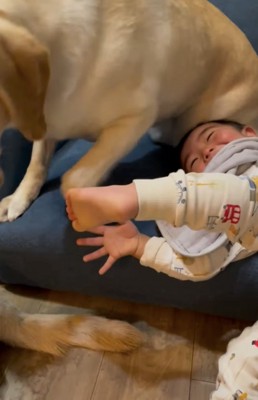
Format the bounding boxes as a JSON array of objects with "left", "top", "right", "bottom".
[{"left": 0, "top": 0, "right": 256, "bottom": 221}]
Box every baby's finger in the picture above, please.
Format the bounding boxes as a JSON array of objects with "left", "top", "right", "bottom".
[
  {"left": 83, "top": 247, "right": 107, "bottom": 262},
  {"left": 77, "top": 237, "right": 103, "bottom": 247},
  {"left": 98, "top": 255, "right": 116, "bottom": 275}
]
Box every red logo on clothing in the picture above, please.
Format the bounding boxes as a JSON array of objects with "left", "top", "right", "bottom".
[
  {"left": 252, "top": 340, "right": 258, "bottom": 348},
  {"left": 222, "top": 204, "right": 241, "bottom": 224}
]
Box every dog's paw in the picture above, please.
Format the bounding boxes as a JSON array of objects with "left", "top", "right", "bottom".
[
  {"left": 61, "top": 167, "right": 105, "bottom": 197},
  {"left": 61, "top": 171, "right": 74, "bottom": 197},
  {"left": 61, "top": 168, "right": 91, "bottom": 196},
  {"left": 0, "top": 195, "right": 13, "bottom": 222},
  {"left": 0, "top": 194, "right": 32, "bottom": 222}
]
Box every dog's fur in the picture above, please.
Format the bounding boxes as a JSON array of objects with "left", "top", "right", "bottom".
[
  {"left": 0, "top": 0, "right": 256, "bottom": 221},
  {"left": 0, "top": 298, "right": 144, "bottom": 354},
  {"left": 0, "top": 0, "right": 258, "bottom": 358}
]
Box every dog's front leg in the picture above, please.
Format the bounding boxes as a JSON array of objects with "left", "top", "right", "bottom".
[
  {"left": 61, "top": 112, "right": 155, "bottom": 194},
  {"left": 0, "top": 139, "right": 56, "bottom": 222}
]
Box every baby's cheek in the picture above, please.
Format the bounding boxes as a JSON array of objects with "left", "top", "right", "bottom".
[{"left": 192, "top": 161, "right": 205, "bottom": 173}]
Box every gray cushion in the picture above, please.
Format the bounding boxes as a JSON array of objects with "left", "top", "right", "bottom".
[{"left": 210, "top": 0, "right": 258, "bottom": 54}]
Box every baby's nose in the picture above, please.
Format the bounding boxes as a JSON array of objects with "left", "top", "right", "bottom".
[{"left": 203, "top": 146, "right": 214, "bottom": 160}]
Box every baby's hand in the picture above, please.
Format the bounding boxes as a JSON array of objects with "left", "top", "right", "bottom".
[{"left": 77, "top": 221, "right": 149, "bottom": 274}]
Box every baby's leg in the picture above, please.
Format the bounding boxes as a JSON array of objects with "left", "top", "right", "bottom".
[
  {"left": 66, "top": 184, "right": 139, "bottom": 232},
  {"left": 210, "top": 321, "right": 258, "bottom": 399}
]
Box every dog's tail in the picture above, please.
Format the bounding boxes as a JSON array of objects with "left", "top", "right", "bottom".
[{"left": 0, "top": 300, "right": 144, "bottom": 355}]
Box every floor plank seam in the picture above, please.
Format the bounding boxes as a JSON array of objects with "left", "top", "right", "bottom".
[
  {"left": 191, "top": 378, "right": 216, "bottom": 384},
  {"left": 89, "top": 351, "right": 105, "bottom": 400},
  {"left": 188, "top": 314, "right": 198, "bottom": 399}
]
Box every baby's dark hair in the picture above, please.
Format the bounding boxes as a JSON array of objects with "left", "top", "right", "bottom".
[{"left": 176, "top": 119, "right": 246, "bottom": 166}]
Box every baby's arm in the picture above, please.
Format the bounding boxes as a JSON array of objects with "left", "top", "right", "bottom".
[
  {"left": 139, "top": 236, "right": 231, "bottom": 281},
  {"left": 78, "top": 220, "right": 226, "bottom": 281}
]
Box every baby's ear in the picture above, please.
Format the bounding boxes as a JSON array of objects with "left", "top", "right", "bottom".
[
  {"left": 0, "top": 16, "right": 49, "bottom": 141},
  {"left": 242, "top": 126, "right": 257, "bottom": 137}
]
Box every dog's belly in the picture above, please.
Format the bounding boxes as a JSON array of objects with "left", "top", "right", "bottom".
[
  {"left": 44, "top": 94, "right": 103, "bottom": 141},
  {"left": 45, "top": 122, "right": 98, "bottom": 142},
  {"left": 43, "top": 63, "right": 209, "bottom": 143},
  {"left": 44, "top": 81, "right": 158, "bottom": 142}
]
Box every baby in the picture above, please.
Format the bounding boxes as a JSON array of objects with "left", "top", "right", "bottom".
[
  {"left": 66, "top": 121, "right": 258, "bottom": 278},
  {"left": 66, "top": 120, "right": 258, "bottom": 399}
]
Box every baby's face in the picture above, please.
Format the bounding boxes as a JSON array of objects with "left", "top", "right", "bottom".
[{"left": 180, "top": 123, "right": 256, "bottom": 172}]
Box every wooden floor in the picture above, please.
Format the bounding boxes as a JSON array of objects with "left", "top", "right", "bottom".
[{"left": 0, "top": 284, "right": 248, "bottom": 400}]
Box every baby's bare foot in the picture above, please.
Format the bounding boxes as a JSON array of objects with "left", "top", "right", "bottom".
[
  {"left": 66, "top": 197, "right": 76, "bottom": 220},
  {"left": 66, "top": 184, "right": 139, "bottom": 232}
]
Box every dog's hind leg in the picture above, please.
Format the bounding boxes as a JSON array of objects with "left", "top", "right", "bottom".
[{"left": 0, "top": 300, "right": 144, "bottom": 355}]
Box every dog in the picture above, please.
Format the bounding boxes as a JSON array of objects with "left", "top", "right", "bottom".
[
  {"left": 0, "top": 297, "right": 143, "bottom": 354},
  {"left": 0, "top": 0, "right": 257, "bottom": 381},
  {"left": 0, "top": 0, "right": 256, "bottom": 222}
]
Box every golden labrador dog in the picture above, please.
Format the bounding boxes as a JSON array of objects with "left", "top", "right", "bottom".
[
  {"left": 0, "top": 0, "right": 257, "bottom": 360},
  {"left": 0, "top": 0, "right": 256, "bottom": 222}
]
